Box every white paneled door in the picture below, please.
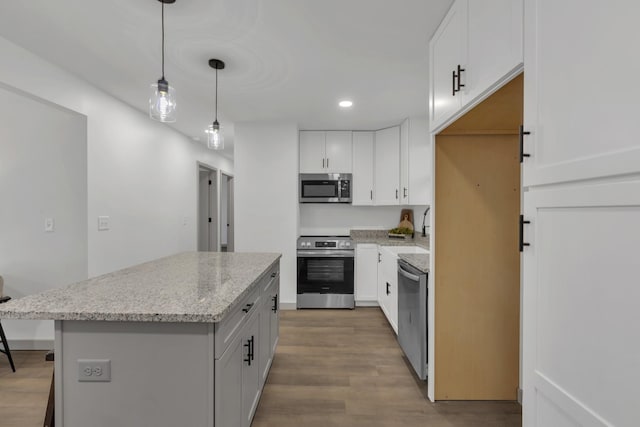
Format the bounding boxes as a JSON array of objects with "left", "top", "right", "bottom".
[{"left": 522, "top": 1, "right": 640, "bottom": 426}]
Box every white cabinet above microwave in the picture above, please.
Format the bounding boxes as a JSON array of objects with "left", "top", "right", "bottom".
[{"left": 299, "top": 131, "right": 352, "bottom": 173}]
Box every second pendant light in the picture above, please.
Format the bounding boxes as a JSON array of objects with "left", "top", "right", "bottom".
[{"left": 207, "top": 59, "right": 225, "bottom": 150}]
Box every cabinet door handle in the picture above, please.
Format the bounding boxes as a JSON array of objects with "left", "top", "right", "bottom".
[
  {"left": 370, "top": 190, "right": 373, "bottom": 200},
  {"left": 272, "top": 294, "right": 278, "bottom": 313},
  {"left": 403, "top": 187, "right": 407, "bottom": 198},
  {"left": 244, "top": 339, "right": 252, "bottom": 365},
  {"left": 456, "top": 64, "right": 465, "bottom": 92},
  {"left": 250, "top": 335, "right": 255, "bottom": 361},
  {"left": 378, "top": 253, "right": 381, "bottom": 263},
  {"left": 327, "top": 158, "right": 329, "bottom": 168},
  {"left": 519, "top": 215, "right": 531, "bottom": 252},
  {"left": 395, "top": 189, "right": 399, "bottom": 199},
  {"left": 271, "top": 271, "right": 277, "bottom": 278},
  {"left": 519, "top": 125, "right": 531, "bottom": 163},
  {"left": 386, "top": 282, "right": 391, "bottom": 295},
  {"left": 242, "top": 303, "right": 254, "bottom": 313},
  {"left": 452, "top": 69, "right": 457, "bottom": 96},
  {"left": 322, "top": 158, "right": 325, "bottom": 168}
]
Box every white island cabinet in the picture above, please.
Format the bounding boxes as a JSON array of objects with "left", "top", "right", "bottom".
[{"left": 0, "top": 252, "right": 281, "bottom": 427}]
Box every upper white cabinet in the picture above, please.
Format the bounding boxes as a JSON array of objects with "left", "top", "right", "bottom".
[
  {"left": 374, "top": 126, "right": 401, "bottom": 205},
  {"left": 429, "top": 0, "right": 466, "bottom": 128},
  {"left": 430, "top": 0, "right": 523, "bottom": 131},
  {"left": 299, "top": 130, "right": 352, "bottom": 173},
  {"left": 401, "top": 117, "right": 432, "bottom": 206},
  {"left": 464, "top": 0, "right": 523, "bottom": 105},
  {"left": 352, "top": 131, "right": 375, "bottom": 205}
]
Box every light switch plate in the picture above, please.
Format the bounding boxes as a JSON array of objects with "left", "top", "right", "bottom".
[
  {"left": 44, "top": 218, "right": 55, "bottom": 232},
  {"left": 98, "top": 216, "right": 110, "bottom": 231},
  {"left": 78, "top": 359, "right": 111, "bottom": 382}
]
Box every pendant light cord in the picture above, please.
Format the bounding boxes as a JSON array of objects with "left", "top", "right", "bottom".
[
  {"left": 161, "top": 3, "right": 165, "bottom": 80},
  {"left": 215, "top": 67, "right": 218, "bottom": 122}
]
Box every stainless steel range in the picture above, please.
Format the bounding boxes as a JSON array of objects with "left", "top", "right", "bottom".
[{"left": 296, "top": 236, "right": 354, "bottom": 309}]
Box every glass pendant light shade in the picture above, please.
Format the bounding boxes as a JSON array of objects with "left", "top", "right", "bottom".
[
  {"left": 207, "top": 121, "right": 224, "bottom": 150},
  {"left": 149, "top": 79, "right": 177, "bottom": 122}
]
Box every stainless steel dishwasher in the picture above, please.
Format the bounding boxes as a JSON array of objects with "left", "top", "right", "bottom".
[{"left": 397, "top": 259, "right": 428, "bottom": 380}]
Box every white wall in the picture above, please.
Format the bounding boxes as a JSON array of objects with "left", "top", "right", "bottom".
[
  {"left": 234, "top": 122, "right": 299, "bottom": 306},
  {"left": 300, "top": 204, "right": 429, "bottom": 236},
  {"left": 220, "top": 174, "right": 228, "bottom": 245},
  {"left": 0, "top": 84, "right": 88, "bottom": 347},
  {"left": 0, "top": 36, "right": 233, "bottom": 346}
]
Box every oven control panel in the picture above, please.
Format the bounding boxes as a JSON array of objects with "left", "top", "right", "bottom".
[{"left": 297, "top": 236, "right": 353, "bottom": 250}]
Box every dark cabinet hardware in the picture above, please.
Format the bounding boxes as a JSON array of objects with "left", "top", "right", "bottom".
[
  {"left": 327, "top": 158, "right": 329, "bottom": 168},
  {"left": 519, "top": 215, "right": 531, "bottom": 252},
  {"left": 403, "top": 187, "right": 408, "bottom": 198},
  {"left": 250, "top": 336, "right": 255, "bottom": 362},
  {"left": 386, "top": 282, "right": 391, "bottom": 295},
  {"left": 271, "top": 271, "right": 277, "bottom": 278},
  {"left": 242, "top": 303, "right": 254, "bottom": 313},
  {"left": 378, "top": 253, "right": 381, "bottom": 263},
  {"left": 244, "top": 338, "right": 252, "bottom": 365},
  {"left": 322, "top": 158, "right": 325, "bottom": 168},
  {"left": 272, "top": 294, "right": 278, "bottom": 313},
  {"left": 395, "top": 189, "right": 399, "bottom": 199},
  {"left": 519, "top": 125, "right": 531, "bottom": 163},
  {"left": 452, "top": 70, "right": 457, "bottom": 96},
  {"left": 370, "top": 190, "right": 373, "bottom": 200},
  {"left": 456, "top": 64, "right": 465, "bottom": 92}
]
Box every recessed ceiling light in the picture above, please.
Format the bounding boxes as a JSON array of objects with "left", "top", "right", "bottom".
[{"left": 339, "top": 100, "right": 353, "bottom": 108}]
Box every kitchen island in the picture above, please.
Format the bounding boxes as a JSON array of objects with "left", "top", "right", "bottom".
[{"left": 0, "top": 252, "right": 281, "bottom": 427}]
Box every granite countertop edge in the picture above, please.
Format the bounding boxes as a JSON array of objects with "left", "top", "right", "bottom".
[
  {"left": 0, "top": 253, "right": 282, "bottom": 323},
  {"left": 398, "top": 253, "right": 430, "bottom": 274}
]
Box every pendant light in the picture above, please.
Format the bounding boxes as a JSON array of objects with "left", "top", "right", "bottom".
[
  {"left": 207, "top": 58, "right": 225, "bottom": 150},
  {"left": 149, "top": 0, "right": 177, "bottom": 123}
]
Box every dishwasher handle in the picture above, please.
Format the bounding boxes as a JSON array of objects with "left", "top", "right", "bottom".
[{"left": 398, "top": 265, "right": 421, "bottom": 282}]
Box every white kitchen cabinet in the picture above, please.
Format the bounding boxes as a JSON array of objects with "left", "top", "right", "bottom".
[
  {"left": 241, "top": 312, "right": 261, "bottom": 427},
  {"left": 374, "top": 126, "right": 400, "bottom": 205},
  {"left": 400, "top": 119, "right": 410, "bottom": 204},
  {"left": 522, "top": 2, "right": 640, "bottom": 426},
  {"left": 299, "top": 131, "right": 325, "bottom": 173},
  {"left": 355, "top": 244, "right": 378, "bottom": 304},
  {"left": 352, "top": 131, "right": 375, "bottom": 205},
  {"left": 299, "top": 130, "right": 352, "bottom": 174},
  {"left": 400, "top": 117, "right": 431, "bottom": 206},
  {"left": 259, "top": 272, "right": 279, "bottom": 386},
  {"left": 325, "top": 131, "right": 352, "bottom": 173},
  {"left": 377, "top": 246, "right": 401, "bottom": 334},
  {"left": 430, "top": 0, "right": 524, "bottom": 131},
  {"left": 463, "top": 0, "right": 523, "bottom": 106},
  {"left": 429, "top": 0, "right": 466, "bottom": 129}
]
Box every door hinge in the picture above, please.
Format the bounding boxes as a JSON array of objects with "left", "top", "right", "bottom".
[
  {"left": 519, "top": 125, "right": 531, "bottom": 163},
  {"left": 519, "top": 214, "right": 530, "bottom": 252}
]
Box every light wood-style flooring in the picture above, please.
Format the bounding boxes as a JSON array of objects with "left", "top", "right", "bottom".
[
  {"left": 0, "top": 308, "right": 521, "bottom": 426},
  {"left": 252, "top": 308, "right": 522, "bottom": 427},
  {"left": 0, "top": 350, "right": 51, "bottom": 427}
]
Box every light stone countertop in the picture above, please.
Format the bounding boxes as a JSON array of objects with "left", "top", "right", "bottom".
[
  {"left": 398, "top": 253, "right": 430, "bottom": 274},
  {"left": 350, "top": 230, "right": 430, "bottom": 250},
  {"left": 0, "top": 252, "right": 281, "bottom": 323}
]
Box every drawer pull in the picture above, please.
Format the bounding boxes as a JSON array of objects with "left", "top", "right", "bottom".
[
  {"left": 242, "top": 303, "right": 254, "bottom": 313},
  {"left": 272, "top": 294, "right": 279, "bottom": 313}
]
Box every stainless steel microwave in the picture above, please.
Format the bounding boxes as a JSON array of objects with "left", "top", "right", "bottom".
[{"left": 299, "top": 173, "right": 352, "bottom": 203}]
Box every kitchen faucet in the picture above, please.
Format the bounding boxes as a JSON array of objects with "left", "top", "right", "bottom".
[{"left": 421, "top": 207, "right": 430, "bottom": 237}]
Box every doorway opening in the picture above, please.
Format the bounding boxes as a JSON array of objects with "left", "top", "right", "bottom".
[
  {"left": 198, "top": 164, "right": 218, "bottom": 251},
  {"left": 220, "top": 173, "right": 234, "bottom": 252}
]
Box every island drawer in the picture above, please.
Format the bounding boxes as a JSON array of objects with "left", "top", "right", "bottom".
[{"left": 214, "top": 285, "right": 262, "bottom": 359}]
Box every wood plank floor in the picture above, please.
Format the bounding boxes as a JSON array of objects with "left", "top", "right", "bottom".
[
  {"left": 0, "top": 350, "right": 52, "bottom": 427},
  {"left": 252, "top": 308, "right": 522, "bottom": 427},
  {"left": 0, "top": 309, "right": 521, "bottom": 427}
]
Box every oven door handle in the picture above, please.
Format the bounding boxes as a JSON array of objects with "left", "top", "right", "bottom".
[{"left": 297, "top": 250, "right": 355, "bottom": 258}]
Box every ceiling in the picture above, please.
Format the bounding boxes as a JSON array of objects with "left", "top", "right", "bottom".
[{"left": 0, "top": 0, "right": 453, "bottom": 158}]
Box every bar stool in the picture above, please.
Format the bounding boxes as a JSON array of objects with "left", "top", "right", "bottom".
[{"left": 0, "top": 275, "right": 16, "bottom": 372}]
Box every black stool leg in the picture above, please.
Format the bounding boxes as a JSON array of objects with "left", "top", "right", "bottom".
[{"left": 0, "top": 321, "right": 16, "bottom": 372}]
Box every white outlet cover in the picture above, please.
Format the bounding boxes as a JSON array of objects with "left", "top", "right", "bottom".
[
  {"left": 44, "top": 218, "right": 55, "bottom": 232},
  {"left": 98, "top": 216, "right": 110, "bottom": 231}
]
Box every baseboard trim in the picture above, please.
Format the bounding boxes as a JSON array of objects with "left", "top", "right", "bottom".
[
  {"left": 279, "top": 302, "right": 297, "bottom": 310},
  {"left": 8, "top": 339, "right": 54, "bottom": 351},
  {"left": 356, "top": 301, "right": 379, "bottom": 307}
]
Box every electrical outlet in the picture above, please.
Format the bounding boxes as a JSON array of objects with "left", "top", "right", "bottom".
[
  {"left": 44, "top": 218, "right": 55, "bottom": 232},
  {"left": 78, "top": 359, "right": 111, "bottom": 382},
  {"left": 98, "top": 216, "right": 110, "bottom": 231}
]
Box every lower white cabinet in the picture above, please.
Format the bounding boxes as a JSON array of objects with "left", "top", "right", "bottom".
[
  {"left": 215, "top": 266, "right": 279, "bottom": 427},
  {"left": 355, "top": 244, "right": 378, "bottom": 303},
  {"left": 377, "top": 247, "right": 399, "bottom": 334}
]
